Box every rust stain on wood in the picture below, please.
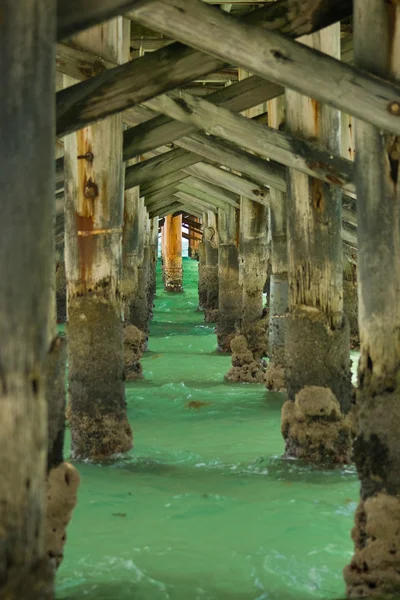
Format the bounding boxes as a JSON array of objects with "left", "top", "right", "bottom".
[
  {"left": 307, "top": 161, "right": 344, "bottom": 187},
  {"left": 80, "top": 59, "right": 108, "bottom": 79},
  {"left": 76, "top": 129, "right": 98, "bottom": 285},
  {"left": 310, "top": 98, "right": 320, "bottom": 137},
  {"left": 311, "top": 179, "right": 325, "bottom": 213}
]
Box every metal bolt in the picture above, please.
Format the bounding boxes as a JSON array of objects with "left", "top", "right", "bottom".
[
  {"left": 77, "top": 152, "right": 94, "bottom": 161},
  {"left": 388, "top": 101, "right": 400, "bottom": 115}
]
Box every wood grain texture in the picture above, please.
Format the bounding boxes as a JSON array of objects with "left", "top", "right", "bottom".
[
  {"left": 129, "top": 0, "right": 400, "bottom": 134},
  {"left": 0, "top": 1, "right": 55, "bottom": 595}
]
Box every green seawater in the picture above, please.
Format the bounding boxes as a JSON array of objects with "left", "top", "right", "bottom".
[{"left": 56, "top": 258, "right": 360, "bottom": 600}]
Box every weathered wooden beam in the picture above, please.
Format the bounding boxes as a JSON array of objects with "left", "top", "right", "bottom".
[
  {"left": 56, "top": 32, "right": 354, "bottom": 160},
  {"left": 125, "top": 148, "right": 201, "bottom": 189},
  {"left": 184, "top": 163, "right": 269, "bottom": 206},
  {"left": 177, "top": 206, "right": 203, "bottom": 220},
  {"left": 177, "top": 182, "right": 236, "bottom": 210},
  {"left": 144, "top": 184, "right": 180, "bottom": 206},
  {"left": 145, "top": 196, "right": 178, "bottom": 215},
  {"left": 182, "top": 216, "right": 203, "bottom": 230},
  {"left": 182, "top": 232, "right": 202, "bottom": 243},
  {"left": 141, "top": 170, "right": 190, "bottom": 196},
  {"left": 175, "top": 191, "right": 219, "bottom": 213},
  {"left": 341, "top": 222, "right": 357, "bottom": 248},
  {"left": 56, "top": 42, "right": 157, "bottom": 131},
  {"left": 57, "top": 0, "right": 352, "bottom": 138},
  {"left": 124, "top": 74, "right": 281, "bottom": 158},
  {"left": 151, "top": 202, "right": 183, "bottom": 219},
  {"left": 183, "top": 207, "right": 203, "bottom": 219},
  {"left": 182, "top": 176, "right": 239, "bottom": 207},
  {"left": 129, "top": 0, "right": 400, "bottom": 135},
  {"left": 176, "top": 134, "right": 287, "bottom": 190},
  {"left": 184, "top": 227, "right": 203, "bottom": 239},
  {"left": 56, "top": 41, "right": 222, "bottom": 138},
  {"left": 57, "top": 0, "right": 139, "bottom": 40},
  {"left": 150, "top": 89, "right": 355, "bottom": 194}
]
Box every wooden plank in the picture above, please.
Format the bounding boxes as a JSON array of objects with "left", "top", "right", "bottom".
[
  {"left": 182, "top": 216, "right": 203, "bottom": 230},
  {"left": 145, "top": 196, "right": 178, "bottom": 215},
  {"left": 152, "top": 202, "right": 183, "bottom": 219},
  {"left": 57, "top": 0, "right": 139, "bottom": 40},
  {"left": 128, "top": 0, "right": 400, "bottom": 135},
  {"left": 177, "top": 204, "right": 203, "bottom": 219},
  {"left": 57, "top": 0, "right": 352, "bottom": 138},
  {"left": 177, "top": 133, "right": 287, "bottom": 190},
  {"left": 124, "top": 74, "right": 282, "bottom": 157},
  {"left": 175, "top": 191, "right": 219, "bottom": 213},
  {"left": 144, "top": 184, "right": 180, "bottom": 206},
  {"left": 177, "top": 182, "right": 237, "bottom": 209},
  {"left": 141, "top": 170, "right": 190, "bottom": 196},
  {"left": 182, "top": 176, "right": 240, "bottom": 206},
  {"left": 184, "top": 163, "right": 270, "bottom": 206},
  {"left": 125, "top": 148, "right": 200, "bottom": 188},
  {"left": 57, "top": 41, "right": 221, "bottom": 138},
  {"left": 148, "top": 89, "right": 355, "bottom": 194}
]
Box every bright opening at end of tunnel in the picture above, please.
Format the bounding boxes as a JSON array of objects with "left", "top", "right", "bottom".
[{"left": 57, "top": 258, "right": 360, "bottom": 600}]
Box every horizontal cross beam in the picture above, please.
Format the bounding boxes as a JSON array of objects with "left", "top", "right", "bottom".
[
  {"left": 56, "top": 0, "right": 353, "bottom": 138},
  {"left": 128, "top": 0, "right": 400, "bottom": 135}
]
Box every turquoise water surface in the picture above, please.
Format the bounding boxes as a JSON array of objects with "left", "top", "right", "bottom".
[{"left": 57, "top": 258, "right": 359, "bottom": 600}]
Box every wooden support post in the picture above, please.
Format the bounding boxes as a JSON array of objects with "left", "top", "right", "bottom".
[
  {"left": 225, "top": 70, "right": 269, "bottom": 383},
  {"left": 341, "top": 112, "right": 359, "bottom": 349},
  {"left": 148, "top": 216, "right": 159, "bottom": 317},
  {"left": 281, "top": 24, "right": 353, "bottom": 466},
  {"left": 163, "top": 214, "right": 183, "bottom": 292},
  {"left": 265, "top": 95, "right": 288, "bottom": 392},
  {"left": 188, "top": 216, "right": 200, "bottom": 259},
  {"left": 64, "top": 19, "right": 132, "bottom": 461},
  {"left": 55, "top": 140, "right": 68, "bottom": 325},
  {"left": 126, "top": 210, "right": 153, "bottom": 349},
  {"left": 47, "top": 140, "right": 80, "bottom": 573},
  {"left": 161, "top": 222, "right": 166, "bottom": 270},
  {"left": 344, "top": 2, "right": 400, "bottom": 596},
  {"left": 48, "top": 67, "right": 81, "bottom": 579},
  {"left": 122, "top": 156, "right": 145, "bottom": 379},
  {"left": 198, "top": 238, "right": 207, "bottom": 310},
  {"left": 0, "top": 1, "right": 61, "bottom": 596},
  {"left": 203, "top": 211, "right": 219, "bottom": 322},
  {"left": 225, "top": 198, "right": 269, "bottom": 383},
  {"left": 217, "top": 206, "right": 241, "bottom": 352}
]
